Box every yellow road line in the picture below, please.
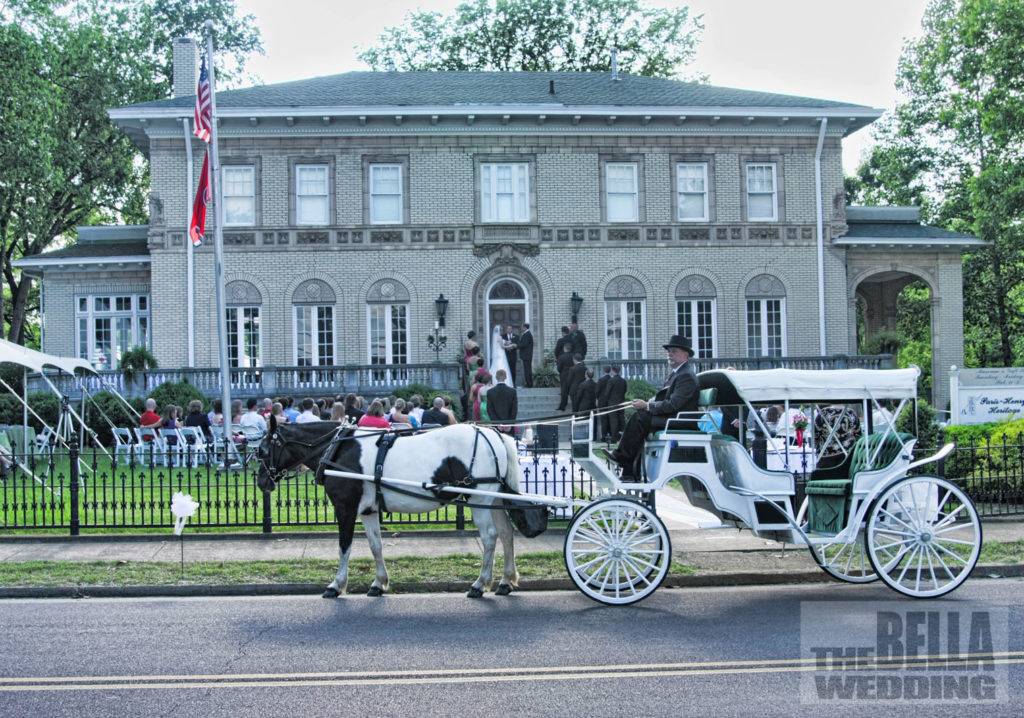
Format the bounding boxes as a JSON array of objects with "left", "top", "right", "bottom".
[{"left": 1, "top": 653, "right": 1021, "bottom": 693}]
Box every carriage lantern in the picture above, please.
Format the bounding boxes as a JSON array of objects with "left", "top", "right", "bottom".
[
  {"left": 570, "top": 291, "right": 583, "bottom": 323},
  {"left": 427, "top": 294, "right": 449, "bottom": 361}
]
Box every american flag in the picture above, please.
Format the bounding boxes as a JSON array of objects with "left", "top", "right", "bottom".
[
  {"left": 193, "top": 55, "right": 212, "bottom": 143},
  {"left": 189, "top": 151, "right": 211, "bottom": 246}
]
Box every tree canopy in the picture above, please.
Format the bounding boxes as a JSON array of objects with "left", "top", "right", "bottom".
[
  {"left": 358, "top": 0, "right": 704, "bottom": 79},
  {"left": 0, "top": 0, "right": 262, "bottom": 344},
  {"left": 847, "top": 0, "right": 1024, "bottom": 368}
]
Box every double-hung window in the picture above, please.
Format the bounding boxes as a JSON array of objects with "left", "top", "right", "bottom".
[
  {"left": 676, "top": 163, "right": 708, "bottom": 221},
  {"left": 296, "top": 164, "right": 329, "bottom": 225},
  {"left": 605, "top": 162, "right": 639, "bottom": 222},
  {"left": 223, "top": 166, "right": 255, "bottom": 226},
  {"left": 480, "top": 163, "right": 529, "bottom": 222},
  {"left": 746, "top": 163, "right": 778, "bottom": 221},
  {"left": 76, "top": 295, "right": 150, "bottom": 370},
  {"left": 369, "top": 164, "right": 403, "bottom": 223}
]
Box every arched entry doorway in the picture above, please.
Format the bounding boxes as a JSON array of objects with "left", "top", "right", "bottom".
[
  {"left": 485, "top": 278, "right": 529, "bottom": 363},
  {"left": 854, "top": 270, "right": 935, "bottom": 401}
]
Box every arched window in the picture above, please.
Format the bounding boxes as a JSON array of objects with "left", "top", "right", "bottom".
[
  {"left": 225, "top": 280, "right": 262, "bottom": 368},
  {"left": 675, "top": 275, "right": 717, "bottom": 358},
  {"left": 604, "top": 276, "right": 646, "bottom": 360},
  {"left": 488, "top": 280, "right": 525, "bottom": 301},
  {"left": 367, "top": 279, "right": 410, "bottom": 381},
  {"left": 745, "top": 274, "right": 787, "bottom": 357},
  {"left": 293, "top": 280, "right": 336, "bottom": 382}
]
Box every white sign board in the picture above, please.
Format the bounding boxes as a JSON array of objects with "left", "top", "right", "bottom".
[{"left": 950, "top": 367, "right": 1024, "bottom": 424}]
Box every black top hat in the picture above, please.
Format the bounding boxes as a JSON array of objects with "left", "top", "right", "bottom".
[{"left": 663, "top": 335, "right": 694, "bottom": 355}]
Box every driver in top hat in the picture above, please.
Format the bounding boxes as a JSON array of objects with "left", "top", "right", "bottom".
[{"left": 611, "top": 335, "right": 700, "bottom": 480}]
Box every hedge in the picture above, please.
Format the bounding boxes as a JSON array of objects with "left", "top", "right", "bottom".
[{"left": 942, "top": 418, "right": 1024, "bottom": 479}]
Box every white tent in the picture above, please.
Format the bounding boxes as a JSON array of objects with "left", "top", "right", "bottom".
[
  {"left": 699, "top": 367, "right": 920, "bottom": 403},
  {"left": 0, "top": 338, "right": 97, "bottom": 376}
]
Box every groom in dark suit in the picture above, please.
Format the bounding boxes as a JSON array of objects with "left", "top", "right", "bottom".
[
  {"left": 611, "top": 336, "right": 700, "bottom": 480},
  {"left": 501, "top": 325, "right": 519, "bottom": 385},
  {"left": 517, "top": 323, "right": 534, "bottom": 388}
]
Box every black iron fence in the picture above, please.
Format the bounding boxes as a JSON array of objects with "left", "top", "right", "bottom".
[{"left": 0, "top": 442, "right": 595, "bottom": 533}]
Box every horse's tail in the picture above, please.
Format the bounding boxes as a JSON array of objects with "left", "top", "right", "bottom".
[{"left": 497, "top": 431, "right": 522, "bottom": 493}]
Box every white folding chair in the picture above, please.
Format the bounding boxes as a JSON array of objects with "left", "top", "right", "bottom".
[
  {"left": 211, "top": 424, "right": 244, "bottom": 468},
  {"left": 135, "top": 427, "right": 165, "bottom": 467},
  {"left": 111, "top": 428, "right": 137, "bottom": 465},
  {"left": 178, "top": 427, "right": 209, "bottom": 467},
  {"left": 35, "top": 427, "right": 57, "bottom": 458},
  {"left": 159, "top": 428, "right": 184, "bottom": 467}
]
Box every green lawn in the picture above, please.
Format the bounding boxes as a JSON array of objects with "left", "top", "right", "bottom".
[{"left": 0, "top": 552, "right": 698, "bottom": 589}]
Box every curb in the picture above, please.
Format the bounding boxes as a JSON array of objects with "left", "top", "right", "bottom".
[{"left": 3, "top": 563, "right": 1022, "bottom": 600}]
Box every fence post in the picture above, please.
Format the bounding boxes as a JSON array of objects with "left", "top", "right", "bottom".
[
  {"left": 69, "top": 439, "right": 80, "bottom": 537},
  {"left": 456, "top": 503, "right": 466, "bottom": 531},
  {"left": 261, "top": 480, "right": 273, "bottom": 534}
]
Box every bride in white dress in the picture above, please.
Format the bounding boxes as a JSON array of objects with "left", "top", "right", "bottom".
[{"left": 488, "top": 325, "right": 514, "bottom": 388}]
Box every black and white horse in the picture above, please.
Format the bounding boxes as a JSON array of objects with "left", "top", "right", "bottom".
[{"left": 256, "top": 420, "right": 521, "bottom": 598}]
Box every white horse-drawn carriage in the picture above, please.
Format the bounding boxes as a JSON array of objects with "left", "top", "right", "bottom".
[{"left": 259, "top": 367, "right": 980, "bottom": 606}]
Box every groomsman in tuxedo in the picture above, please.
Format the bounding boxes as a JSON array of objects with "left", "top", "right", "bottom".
[
  {"left": 596, "top": 365, "right": 612, "bottom": 440},
  {"left": 568, "top": 321, "right": 587, "bottom": 359},
  {"left": 517, "top": 323, "right": 535, "bottom": 388},
  {"left": 554, "top": 326, "right": 570, "bottom": 360},
  {"left": 502, "top": 325, "right": 519, "bottom": 385},
  {"left": 606, "top": 365, "right": 628, "bottom": 441}
]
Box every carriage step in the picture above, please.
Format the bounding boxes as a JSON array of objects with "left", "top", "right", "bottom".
[{"left": 573, "top": 456, "right": 621, "bottom": 492}]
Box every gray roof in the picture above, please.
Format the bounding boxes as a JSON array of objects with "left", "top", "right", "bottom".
[
  {"left": 13, "top": 225, "right": 150, "bottom": 271},
  {"left": 844, "top": 222, "right": 976, "bottom": 241},
  {"left": 841, "top": 206, "right": 982, "bottom": 248},
  {"left": 120, "top": 71, "right": 875, "bottom": 112}
]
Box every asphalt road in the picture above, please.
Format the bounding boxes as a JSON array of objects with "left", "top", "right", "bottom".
[{"left": 2, "top": 580, "right": 1023, "bottom": 717}]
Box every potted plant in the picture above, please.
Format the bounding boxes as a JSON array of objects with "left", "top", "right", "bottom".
[{"left": 120, "top": 346, "right": 158, "bottom": 393}]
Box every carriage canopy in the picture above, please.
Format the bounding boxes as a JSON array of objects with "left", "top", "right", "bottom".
[{"left": 698, "top": 367, "right": 920, "bottom": 405}]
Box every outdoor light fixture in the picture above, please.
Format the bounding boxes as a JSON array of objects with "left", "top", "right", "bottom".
[
  {"left": 427, "top": 294, "right": 449, "bottom": 361},
  {"left": 434, "top": 293, "right": 449, "bottom": 328},
  {"left": 570, "top": 291, "right": 583, "bottom": 322}
]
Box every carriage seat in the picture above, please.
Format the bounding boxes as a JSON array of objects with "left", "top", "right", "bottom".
[
  {"left": 662, "top": 387, "right": 717, "bottom": 435},
  {"left": 709, "top": 434, "right": 793, "bottom": 494},
  {"left": 804, "top": 431, "right": 912, "bottom": 534}
]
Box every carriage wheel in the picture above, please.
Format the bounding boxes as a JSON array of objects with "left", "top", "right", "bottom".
[
  {"left": 866, "top": 476, "right": 981, "bottom": 598},
  {"left": 808, "top": 529, "right": 878, "bottom": 583},
  {"left": 564, "top": 497, "right": 671, "bottom": 606}
]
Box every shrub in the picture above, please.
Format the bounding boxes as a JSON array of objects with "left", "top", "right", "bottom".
[
  {"left": 392, "top": 383, "right": 463, "bottom": 421},
  {"left": 146, "top": 380, "right": 206, "bottom": 413},
  {"left": 83, "top": 391, "right": 145, "bottom": 446},
  {"left": 119, "top": 346, "right": 158, "bottom": 384},
  {"left": 625, "top": 378, "right": 658, "bottom": 404},
  {"left": 531, "top": 351, "right": 560, "bottom": 388},
  {"left": 942, "top": 418, "right": 1024, "bottom": 479},
  {"left": 896, "top": 400, "right": 941, "bottom": 449}
]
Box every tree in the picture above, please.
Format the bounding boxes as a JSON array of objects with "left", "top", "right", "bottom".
[
  {"left": 358, "top": 0, "right": 704, "bottom": 79},
  {"left": 848, "top": 0, "right": 1024, "bottom": 367},
  {"left": 0, "top": 1, "right": 261, "bottom": 344}
]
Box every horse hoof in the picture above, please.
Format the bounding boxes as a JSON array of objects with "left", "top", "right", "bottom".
[
  {"left": 367, "top": 585, "right": 384, "bottom": 597},
  {"left": 467, "top": 586, "right": 484, "bottom": 598},
  {"left": 495, "top": 584, "right": 512, "bottom": 596},
  {"left": 322, "top": 588, "right": 339, "bottom": 599}
]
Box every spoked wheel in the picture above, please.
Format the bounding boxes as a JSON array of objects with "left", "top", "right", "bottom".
[
  {"left": 808, "top": 528, "right": 878, "bottom": 583},
  {"left": 866, "top": 476, "right": 982, "bottom": 598},
  {"left": 564, "top": 497, "right": 671, "bottom": 606}
]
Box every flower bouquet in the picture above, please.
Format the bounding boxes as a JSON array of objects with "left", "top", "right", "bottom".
[{"left": 793, "top": 412, "right": 809, "bottom": 447}]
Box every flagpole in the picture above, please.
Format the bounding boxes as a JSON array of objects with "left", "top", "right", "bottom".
[
  {"left": 204, "top": 20, "right": 233, "bottom": 457},
  {"left": 182, "top": 117, "right": 195, "bottom": 366}
]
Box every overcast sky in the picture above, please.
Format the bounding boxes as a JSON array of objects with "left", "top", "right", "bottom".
[{"left": 237, "top": 0, "right": 932, "bottom": 172}]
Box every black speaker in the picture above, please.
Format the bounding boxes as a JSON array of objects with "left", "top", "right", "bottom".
[{"left": 535, "top": 424, "right": 559, "bottom": 453}]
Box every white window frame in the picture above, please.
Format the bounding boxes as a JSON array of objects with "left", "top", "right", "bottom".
[
  {"left": 605, "top": 162, "right": 639, "bottom": 223},
  {"left": 746, "top": 163, "right": 778, "bottom": 222},
  {"left": 676, "top": 162, "right": 709, "bottom": 222},
  {"left": 676, "top": 298, "right": 717, "bottom": 358},
  {"left": 604, "top": 299, "right": 647, "bottom": 360},
  {"left": 366, "top": 303, "right": 410, "bottom": 381},
  {"left": 75, "top": 294, "right": 150, "bottom": 370},
  {"left": 222, "top": 165, "right": 255, "bottom": 226},
  {"left": 295, "top": 164, "right": 329, "bottom": 226},
  {"left": 480, "top": 162, "right": 530, "bottom": 223},
  {"left": 745, "top": 298, "right": 787, "bottom": 358},
  {"left": 226, "top": 305, "right": 262, "bottom": 368},
  {"left": 293, "top": 305, "right": 336, "bottom": 367},
  {"left": 369, "top": 163, "right": 403, "bottom": 224}
]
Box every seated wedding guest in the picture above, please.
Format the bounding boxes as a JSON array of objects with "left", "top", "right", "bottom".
[
  {"left": 258, "top": 398, "right": 273, "bottom": 418},
  {"left": 329, "top": 401, "right": 346, "bottom": 422},
  {"left": 207, "top": 399, "right": 224, "bottom": 427},
  {"left": 441, "top": 396, "right": 458, "bottom": 425},
  {"left": 283, "top": 396, "right": 300, "bottom": 423},
  {"left": 391, "top": 398, "right": 417, "bottom": 427},
  {"left": 239, "top": 398, "right": 268, "bottom": 436},
  {"left": 184, "top": 400, "right": 213, "bottom": 441},
  {"left": 139, "top": 398, "right": 162, "bottom": 432},
  {"left": 408, "top": 395, "right": 425, "bottom": 425},
  {"left": 380, "top": 397, "right": 392, "bottom": 419},
  {"left": 162, "top": 405, "right": 180, "bottom": 446},
  {"left": 230, "top": 399, "right": 243, "bottom": 425},
  {"left": 357, "top": 400, "right": 391, "bottom": 429},
  {"left": 344, "top": 393, "right": 364, "bottom": 423},
  {"left": 295, "top": 397, "right": 320, "bottom": 424},
  {"left": 271, "top": 402, "right": 288, "bottom": 425},
  {"left": 421, "top": 396, "right": 449, "bottom": 427}
]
